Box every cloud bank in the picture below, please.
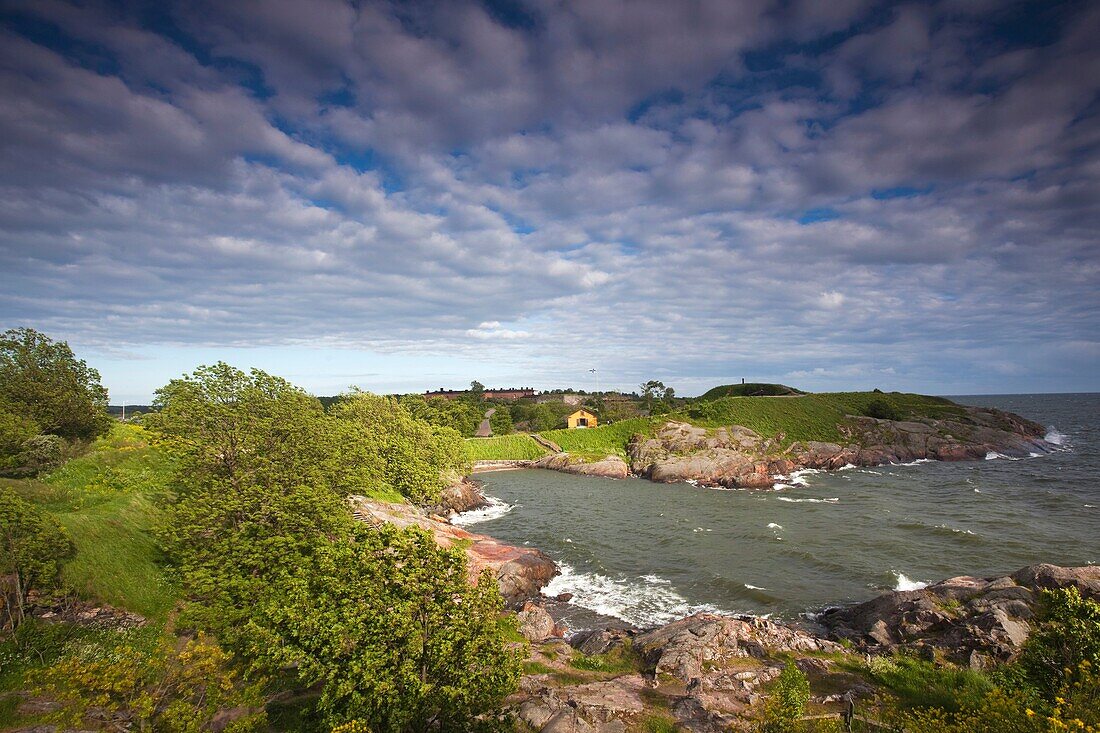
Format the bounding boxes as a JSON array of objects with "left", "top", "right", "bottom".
[{"left": 1, "top": 0, "right": 1097, "bottom": 395}]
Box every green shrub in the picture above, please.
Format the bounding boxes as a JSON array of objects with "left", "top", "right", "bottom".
[
  {"left": 864, "top": 398, "right": 902, "bottom": 421},
  {"left": 758, "top": 660, "right": 810, "bottom": 731},
  {"left": 1019, "top": 587, "right": 1100, "bottom": 697},
  {"left": 16, "top": 434, "right": 64, "bottom": 476},
  {"left": 0, "top": 488, "right": 74, "bottom": 624},
  {"left": 34, "top": 631, "right": 267, "bottom": 732}
]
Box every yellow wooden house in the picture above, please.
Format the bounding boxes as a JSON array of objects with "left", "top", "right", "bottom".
[{"left": 566, "top": 409, "right": 598, "bottom": 429}]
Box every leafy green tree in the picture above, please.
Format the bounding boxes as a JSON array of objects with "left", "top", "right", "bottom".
[
  {"left": 248, "top": 524, "right": 520, "bottom": 731},
  {"left": 469, "top": 380, "right": 486, "bottom": 400},
  {"left": 489, "top": 405, "right": 513, "bottom": 436},
  {"left": 332, "top": 392, "right": 468, "bottom": 504},
  {"left": 147, "top": 364, "right": 359, "bottom": 639},
  {"left": 639, "top": 380, "right": 676, "bottom": 414},
  {"left": 0, "top": 488, "right": 75, "bottom": 626},
  {"left": 400, "top": 395, "right": 482, "bottom": 437},
  {"left": 0, "top": 400, "right": 39, "bottom": 474},
  {"left": 36, "top": 632, "right": 268, "bottom": 732},
  {"left": 0, "top": 328, "right": 110, "bottom": 442}
]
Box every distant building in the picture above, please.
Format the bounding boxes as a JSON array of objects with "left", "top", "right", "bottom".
[
  {"left": 566, "top": 409, "right": 598, "bottom": 429},
  {"left": 424, "top": 387, "right": 536, "bottom": 401}
]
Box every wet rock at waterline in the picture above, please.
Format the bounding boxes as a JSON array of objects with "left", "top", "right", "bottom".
[{"left": 533, "top": 453, "right": 630, "bottom": 479}]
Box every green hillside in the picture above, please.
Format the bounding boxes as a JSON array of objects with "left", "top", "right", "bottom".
[
  {"left": 468, "top": 392, "right": 967, "bottom": 461},
  {"left": 698, "top": 382, "right": 805, "bottom": 399}
]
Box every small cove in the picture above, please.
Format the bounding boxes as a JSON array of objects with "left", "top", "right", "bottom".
[{"left": 466, "top": 394, "right": 1100, "bottom": 629}]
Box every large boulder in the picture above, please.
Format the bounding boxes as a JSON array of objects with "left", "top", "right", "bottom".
[
  {"left": 820, "top": 564, "right": 1098, "bottom": 665},
  {"left": 534, "top": 453, "right": 630, "bottom": 479},
  {"left": 633, "top": 613, "right": 842, "bottom": 683},
  {"left": 517, "top": 602, "right": 557, "bottom": 642},
  {"left": 424, "top": 477, "right": 488, "bottom": 516}
]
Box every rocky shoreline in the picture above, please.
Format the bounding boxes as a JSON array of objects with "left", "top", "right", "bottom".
[
  {"left": 478, "top": 404, "right": 1055, "bottom": 488},
  {"left": 354, "top": 482, "right": 1093, "bottom": 732}
]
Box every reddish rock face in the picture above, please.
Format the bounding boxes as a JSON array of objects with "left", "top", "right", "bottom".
[
  {"left": 349, "top": 496, "right": 558, "bottom": 606},
  {"left": 615, "top": 404, "right": 1052, "bottom": 489}
]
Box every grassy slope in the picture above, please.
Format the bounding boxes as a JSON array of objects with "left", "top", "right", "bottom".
[
  {"left": 466, "top": 434, "right": 550, "bottom": 461},
  {"left": 1, "top": 423, "right": 177, "bottom": 620},
  {"left": 540, "top": 418, "right": 656, "bottom": 460},
  {"left": 470, "top": 392, "right": 967, "bottom": 460}
]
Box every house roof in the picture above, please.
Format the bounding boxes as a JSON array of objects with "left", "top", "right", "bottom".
[{"left": 568, "top": 409, "right": 596, "bottom": 417}]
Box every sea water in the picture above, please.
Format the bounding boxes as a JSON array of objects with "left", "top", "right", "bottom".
[{"left": 464, "top": 394, "right": 1099, "bottom": 629}]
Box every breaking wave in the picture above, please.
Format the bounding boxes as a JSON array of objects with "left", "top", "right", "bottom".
[
  {"left": 775, "top": 496, "right": 839, "bottom": 504},
  {"left": 894, "top": 573, "right": 930, "bottom": 591},
  {"left": 451, "top": 496, "right": 513, "bottom": 526},
  {"left": 1044, "top": 427, "right": 1067, "bottom": 446},
  {"left": 543, "top": 563, "right": 728, "bottom": 627}
]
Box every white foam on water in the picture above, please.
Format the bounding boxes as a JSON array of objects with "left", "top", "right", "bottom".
[
  {"left": 744, "top": 583, "right": 768, "bottom": 590},
  {"left": 767, "top": 522, "right": 783, "bottom": 529},
  {"left": 543, "top": 563, "right": 728, "bottom": 627},
  {"left": 985, "top": 451, "right": 1005, "bottom": 460},
  {"left": 892, "top": 458, "right": 935, "bottom": 466},
  {"left": 451, "top": 496, "right": 514, "bottom": 526},
  {"left": 894, "top": 573, "right": 930, "bottom": 591},
  {"left": 837, "top": 463, "right": 858, "bottom": 471},
  {"left": 1044, "top": 427, "right": 1067, "bottom": 446},
  {"left": 935, "top": 523, "right": 976, "bottom": 536},
  {"left": 776, "top": 496, "right": 840, "bottom": 504}
]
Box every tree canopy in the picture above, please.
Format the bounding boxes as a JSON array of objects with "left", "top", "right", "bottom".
[
  {"left": 145, "top": 363, "right": 517, "bottom": 730},
  {"left": 0, "top": 328, "right": 111, "bottom": 442}
]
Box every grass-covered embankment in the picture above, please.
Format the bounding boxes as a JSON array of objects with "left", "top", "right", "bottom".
[
  {"left": 682, "top": 391, "right": 965, "bottom": 445},
  {"left": 540, "top": 418, "right": 656, "bottom": 460},
  {"left": 469, "top": 391, "right": 969, "bottom": 460},
  {"left": 466, "top": 433, "right": 550, "bottom": 461},
  {"left": 0, "top": 422, "right": 177, "bottom": 620}
]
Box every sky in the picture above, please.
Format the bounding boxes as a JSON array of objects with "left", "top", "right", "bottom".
[{"left": 1, "top": 0, "right": 1098, "bottom": 402}]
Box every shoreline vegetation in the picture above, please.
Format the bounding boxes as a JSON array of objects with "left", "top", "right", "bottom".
[
  {"left": 466, "top": 391, "right": 1052, "bottom": 487},
  {"left": 0, "top": 331, "right": 1095, "bottom": 731}
]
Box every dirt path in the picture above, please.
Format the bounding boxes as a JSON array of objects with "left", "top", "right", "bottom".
[{"left": 475, "top": 408, "right": 495, "bottom": 437}]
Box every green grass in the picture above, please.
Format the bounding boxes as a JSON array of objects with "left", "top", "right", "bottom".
[
  {"left": 540, "top": 418, "right": 656, "bottom": 460},
  {"left": 1, "top": 423, "right": 178, "bottom": 620},
  {"left": 680, "top": 392, "right": 966, "bottom": 445},
  {"left": 457, "top": 392, "right": 968, "bottom": 461},
  {"left": 848, "top": 654, "right": 994, "bottom": 712},
  {"left": 466, "top": 434, "right": 550, "bottom": 461},
  {"left": 568, "top": 644, "right": 642, "bottom": 675}
]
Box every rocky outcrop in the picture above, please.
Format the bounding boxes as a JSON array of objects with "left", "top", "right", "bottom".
[
  {"left": 424, "top": 477, "right": 489, "bottom": 516},
  {"left": 513, "top": 612, "right": 853, "bottom": 732},
  {"left": 27, "top": 591, "right": 147, "bottom": 630},
  {"left": 533, "top": 453, "right": 630, "bottom": 479},
  {"left": 517, "top": 601, "right": 561, "bottom": 642},
  {"left": 349, "top": 496, "right": 558, "bottom": 606},
  {"left": 516, "top": 674, "right": 648, "bottom": 732},
  {"left": 626, "top": 405, "right": 1051, "bottom": 488},
  {"left": 633, "top": 613, "right": 843, "bottom": 683},
  {"left": 820, "top": 564, "right": 1100, "bottom": 667}
]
